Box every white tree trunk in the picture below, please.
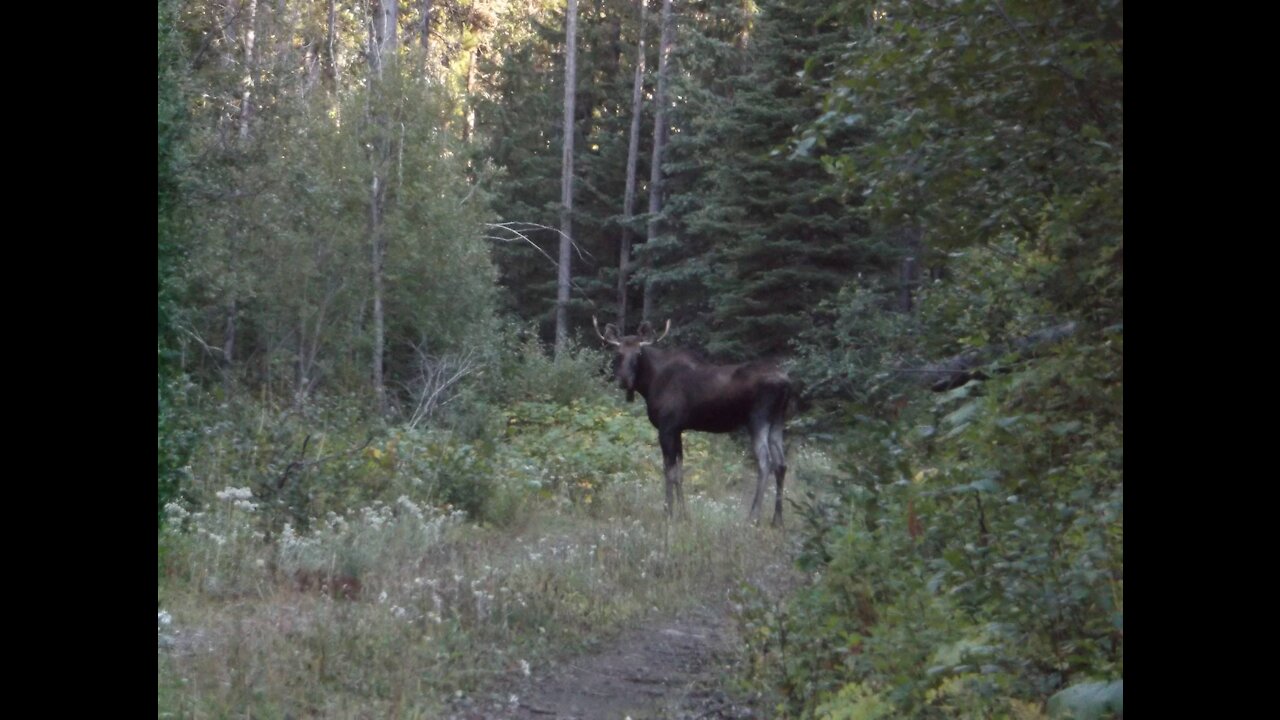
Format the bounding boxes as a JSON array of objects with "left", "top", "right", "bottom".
[
  {"left": 643, "top": 0, "right": 674, "bottom": 322},
  {"left": 239, "top": 0, "right": 258, "bottom": 141},
  {"left": 618, "top": 0, "right": 647, "bottom": 332},
  {"left": 368, "top": 0, "right": 398, "bottom": 413},
  {"left": 555, "top": 0, "right": 579, "bottom": 358}
]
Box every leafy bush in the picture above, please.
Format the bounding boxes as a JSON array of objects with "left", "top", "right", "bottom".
[
  {"left": 158, "top": 374, "right": 199, "bottom": 530},
  {"left": 500, "top": 398, "right": 665, "bottom": 510},
  {"left": 740, "top": 333, "right": 1122, "bottom": 717}
]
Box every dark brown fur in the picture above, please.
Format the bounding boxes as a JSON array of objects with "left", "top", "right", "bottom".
[{"left": 597, "top": 319, "right": 790, "bottom": 525}]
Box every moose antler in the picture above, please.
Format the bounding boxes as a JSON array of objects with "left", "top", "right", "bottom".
[
  {"left": 592, "top": 316, "right": 621, "bottom": 346},
  {"left": 638, "top": 319, "right": 671, "bottom": 346}
]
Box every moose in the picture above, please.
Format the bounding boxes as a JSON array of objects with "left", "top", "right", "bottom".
[{"left": 593, "top": 317, "right": 791, "bottom": 526}]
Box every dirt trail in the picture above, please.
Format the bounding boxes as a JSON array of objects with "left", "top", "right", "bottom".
[{"left": 448, "top": 558, "right": 797, "bottom": 720}]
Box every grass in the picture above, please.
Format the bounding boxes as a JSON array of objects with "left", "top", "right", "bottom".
[{"left": 159, "top": 430, "right": 806, "bottom": 719}]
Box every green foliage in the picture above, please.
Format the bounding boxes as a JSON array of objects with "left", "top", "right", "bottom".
[
  {"left": 806, "top": 0, "right": 1122, "bottom": 325},
  {"left": 475, "top": 0, "right": 647, "bottom": 336},
  {"left": 763, "top": 8, "right": 1123, "bottom": 709},
  {"left": 487, "top": 331, "right": 613, "bottom": 407},
  {"left": 659, "top": 0, "right": 892, "bottom": 359},
  {"left": 791, "top": 277, "right": 920, "bottom": 420},
  {"left": 741, "top": 332, "right": 1121, "bottom": 716},
  {"left": 159, "top": 1, "right": 1121, "bottom": 715},
  {"left": 500, "top": 396, "right": 662, "bottom": 510},
  {"left": 171, "top": 22, "right": 497, "bottom": 406},
  {"left": 746, "top": 187, "right": 1122, "bottom": 718},
  {"left": 158, "top": 375, "right": 198, "bottom": 530},
  {"left": 383, "top": 429, "right": 498, "bottom": 521},
  {"left": 158, "top": 0, "right": 191, "bottom": 527},
  {"left": 815, "top": 682, "right": 893, "bottom": 720}
]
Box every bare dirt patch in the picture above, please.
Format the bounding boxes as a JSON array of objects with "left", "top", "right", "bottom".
[{"left": 447, "top": 556, "right": 799, "bottom": 720}]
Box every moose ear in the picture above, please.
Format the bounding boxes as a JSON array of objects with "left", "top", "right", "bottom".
[
  {"left": 637, "top": 321, "right": 654, "bottom": 342},
  {"left": 603, "top": 323, "right": 621, "bottom": 343}
]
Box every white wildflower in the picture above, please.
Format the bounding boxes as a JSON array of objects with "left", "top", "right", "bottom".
[
  {"left": 378, "top": 590, "right": 388, "bottom": 604},
  {"left": 215, "top": 486, "right": 254, "bottom": 502},
  {"left": 520, "top": 659, "right": 531, "bottom": 677},
  {"left": 158, "top": 610, "right": 172, "bottom": 626}
]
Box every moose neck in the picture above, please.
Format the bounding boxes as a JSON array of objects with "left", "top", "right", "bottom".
[{"left": 631, "top": 345, "right": 664, "bottom": 401}]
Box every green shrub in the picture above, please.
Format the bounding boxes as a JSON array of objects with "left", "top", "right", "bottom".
[{"left": 741, "top": 334, "right": 1122, "bottom": 717}]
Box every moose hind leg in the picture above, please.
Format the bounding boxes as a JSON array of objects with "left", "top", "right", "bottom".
[
  {"left": 675, "top": 434, "right": 688, "bottom": 519},
  {"left": 749, "top": 424, "right": 771, "bottom": 524},
  {"left": 769, "top": 423, "right": 787, "bottom": 527}
]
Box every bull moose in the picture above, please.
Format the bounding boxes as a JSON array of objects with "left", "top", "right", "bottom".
[{"left": 593, "top": 317, "right": 791, "bottom": 526}]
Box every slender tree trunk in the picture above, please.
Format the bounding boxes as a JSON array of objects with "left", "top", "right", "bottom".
[
  {"left": 643, "top": 0, "right": 674, "bottom": 322},
  {"left": 223, "top": 0, "right": 256, "bottom": 394},
  {"left": 222, "top": 0, "right": 238, "bottom": 71},
  {"left": 223, "top": 295, "right": 237, "bottom": 394},
  {"left": 898, "top": 225, "right": 923, "bottom": 313},
  {"left": 239, "top": 0, "right": 258, "bottom": 141},
  {"left": 555, "top": 0, "right": 578, "bottom": 358},
  {"left": 463, "top": 49, "right": 476, "bottom": 144},
  {"left": 275, "top": 0, "right": 290, "bottom": 59},
  {"left": 323, "top": 0, "right": 338, "bottom": 90},
  {"left": 370, "top": 172, "right": 387, "bottom": 412},
  {"left": 421, "top": 0, "right": 434, "bottom": 63},
  {"left": 369, "top": 0, "right": 396, "bottom": 80},
  {"left": 618, "top": 0, "right": 647, "bottom": 332},
  {"left": 297, "top": 303, "right": 308, "bottom": 405},
  {"left": 898, "top": 256, "right": 916, "bottom": 312},
  {"left": 369, "top": 0, "right": 398, "bottom": 414}
]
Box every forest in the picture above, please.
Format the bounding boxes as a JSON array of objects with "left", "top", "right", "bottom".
[{"left": 158, "top": 0, "right": 1122, "bottom": 717}]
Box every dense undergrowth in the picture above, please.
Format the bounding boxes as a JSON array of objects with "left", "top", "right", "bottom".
[
  {"left": 726, "top": 260, "right": 1122, "bottom": 717},
  {"left": 158, "top": 346, "right": 799, "bottom": 718},
  {"left": 159, "top": 317, "right": 1121, "bottom": 719}
]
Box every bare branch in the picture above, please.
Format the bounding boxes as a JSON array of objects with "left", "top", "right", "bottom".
[
  {"left": 179, "top": 325, "right": 226, "bottom": 362},
  {"left": 486, "top": 221, "right": 594, "bottom": 261},
  {"left": 270, "top": 432, "right": 374, "bottom": 492},
  {"left": 482, "top": 230, "right": 559, "bottom": 267},
  {"left": 483, "top": 222, "right": 601, "bottom": 315},
  {"left": 892, "top": 321, "right": 1078, "bottom": 391},
  {"left": 406, "top": 345, "right": 484, "bottom": 429}
]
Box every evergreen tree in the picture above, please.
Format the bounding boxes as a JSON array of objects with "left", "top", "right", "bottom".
[{"left": 659, "top": 0, "right": 891, "bottom": 359}]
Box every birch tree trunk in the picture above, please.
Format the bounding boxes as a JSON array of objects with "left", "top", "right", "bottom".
[
  {"left": 618, "top": 0, "right": 647, "bottom": 332},
  {"left": 643, "top": 0, "right": 674, "bottom": 323},
  {"left": 421, "top": 0, "right": 434, "bottom": 66},
  {"left": 238, "top": 0, "right": 258, "bottom": 141},
  {"left": 368, "top": 0, "right": 397, "bottom": 414},
  {"left": 555, "top": 0, "right": 578, "bottom": 358}
]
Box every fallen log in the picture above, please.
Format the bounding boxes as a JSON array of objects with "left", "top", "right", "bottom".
[{"left": 906, "top": 321, "right": 1078, "bottom": 392}]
